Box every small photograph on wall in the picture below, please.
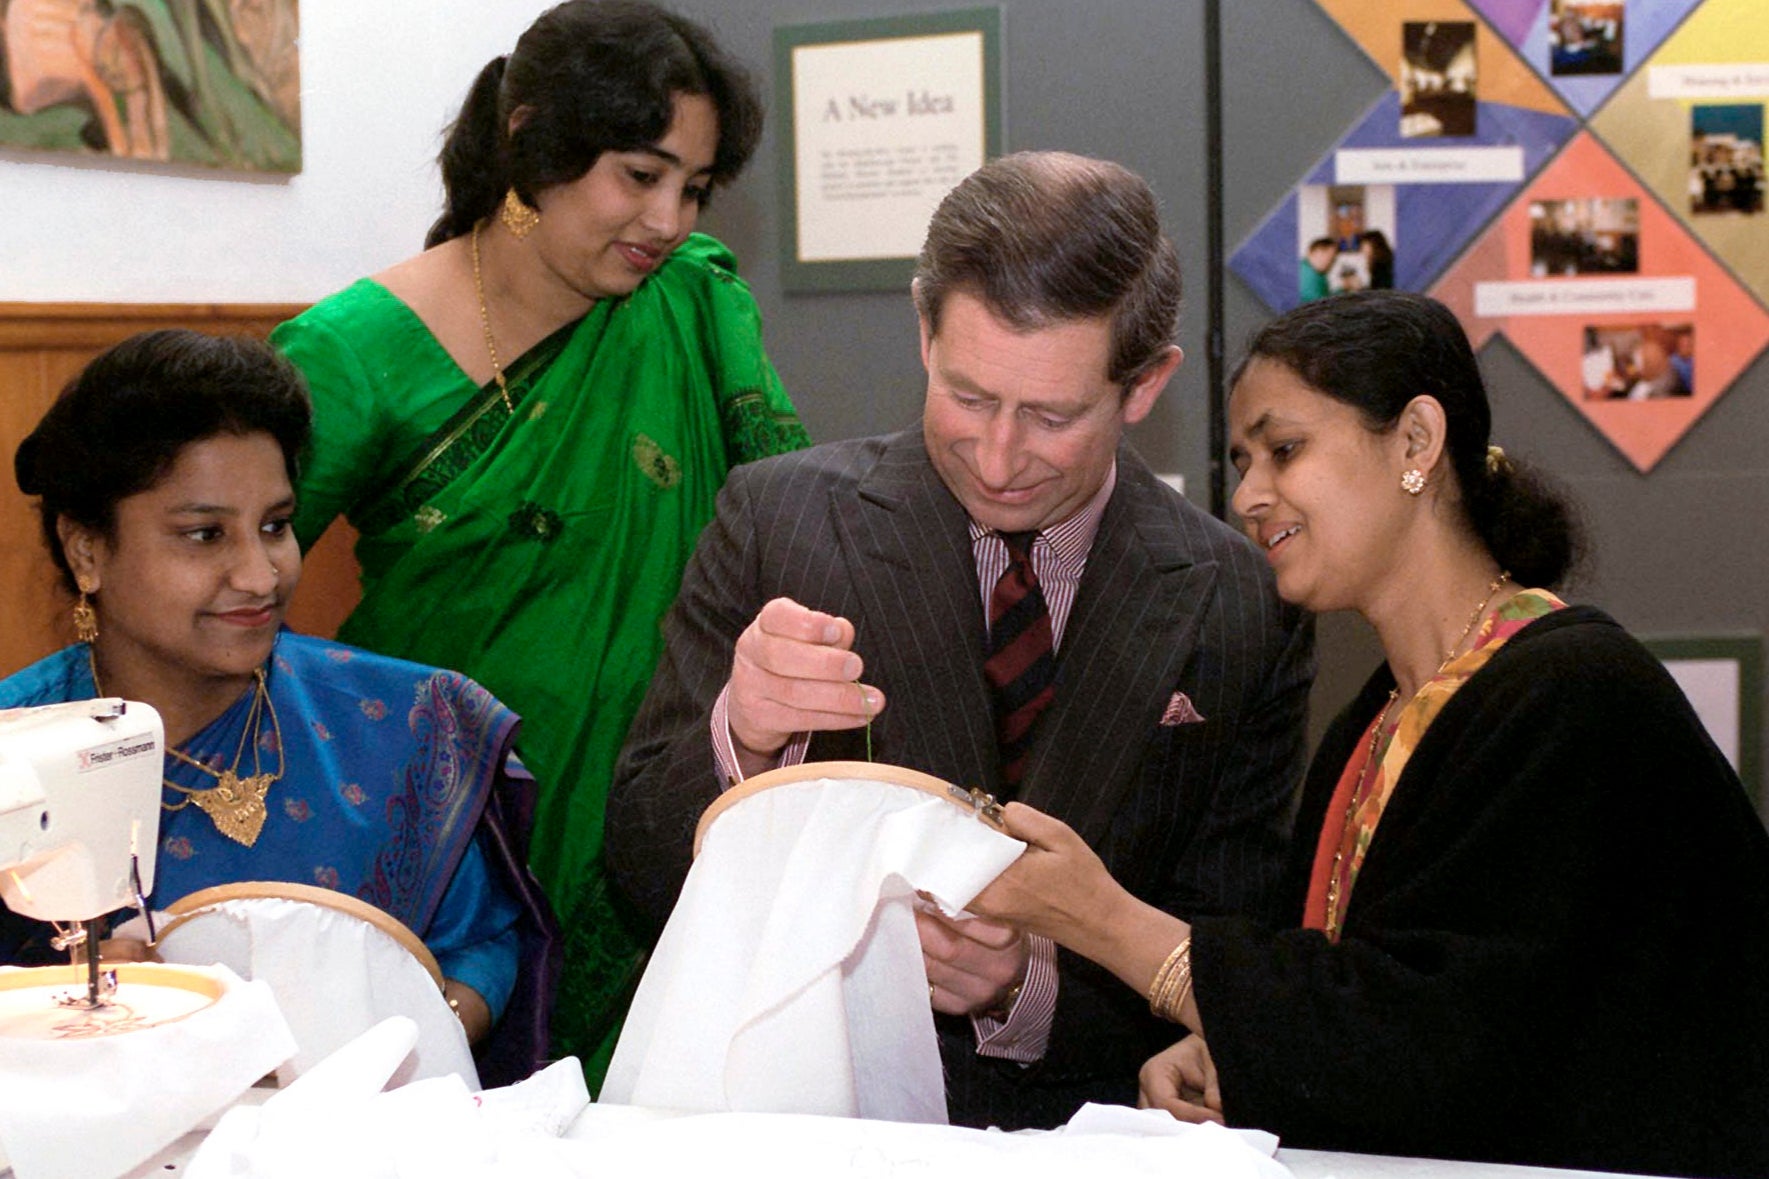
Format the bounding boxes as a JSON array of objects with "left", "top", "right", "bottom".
[
  {"left": 0, "top": 0, "right": 301, "bottom": 172},
  {"left": 1400, "top": 21, "right": 1476, "bottom": 139},
  {"left": 1529, "top": 198, "right": 1639, "bottom": 276},
  {"left": 1297, "top": 183, "right": 1397, "bottom": 295},
  {"left": 1581, "top": 323, "right": 1695, "bottom": 401},
  {"left": 1548, "top": 1, "right": 1624, "bottom": 77},
  {"left": 1690, "top": 104, "right": 1764, "bottom": 216}
]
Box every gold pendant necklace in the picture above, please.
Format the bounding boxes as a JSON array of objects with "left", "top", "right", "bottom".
[
  {"left": 471, "top": 221, "right": 517, "bottom": 415},
  {"left": 162, "top": 671, "right": 284, "bottom": 847},
  {"left": 88, "top": 647, "right": 284, "bottom": 848}
]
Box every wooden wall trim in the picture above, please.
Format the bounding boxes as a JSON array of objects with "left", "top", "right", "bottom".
[
  {"left": 0, "top": 300, "right": 359, "bottom": 678},
  {"left": 0, "top": 302, "right": 309, "bottom": 349}
]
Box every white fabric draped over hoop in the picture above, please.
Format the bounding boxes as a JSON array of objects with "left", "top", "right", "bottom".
[
  {"left": 139, "top": 887, "right": 477, "bottom": 1089},
  {"left": 601, "top": 765, "right": 1026, "bottom": 1124}
]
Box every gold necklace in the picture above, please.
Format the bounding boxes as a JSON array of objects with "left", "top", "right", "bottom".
[
  {"left": 1325, "top": 688, "right": 1396, "bottom": 940},
  {"left": 88, "top": 648, "right": 285, "bottom": 848},
  {"left": 1437, "top": 571, "right": 1512, "bottom": 671},
  {"left": 1323, "top": 569, "right": 1511, "bottom": 938},
  {"left": 470, "top": 221, "right": 516, "bottom": 415},
  {"left": 162, "top": 671, "right": 285, "bottom": 848}
]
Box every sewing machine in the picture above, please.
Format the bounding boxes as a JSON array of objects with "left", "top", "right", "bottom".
[{"left": 0, "top": 697, "right": 162, "bottom": 1007}]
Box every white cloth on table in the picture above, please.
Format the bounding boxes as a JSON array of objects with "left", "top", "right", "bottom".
[
  {"left": 177, "top": 1018, "right": 1290, "bottom": 1179},
  {"left": 185, "top": 1017, "right": 591, "bottom": 1179},
  {"left": 600, "top": 776, "right": 1026, "bottom": 1123},
  {"left": 0, "top": 963, "right": 293, "bottom": 1179},
  {"left": 562, "top": 1102, "right": 1291, "bottom": 1179}
]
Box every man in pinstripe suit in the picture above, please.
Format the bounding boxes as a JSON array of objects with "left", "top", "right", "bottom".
[{"left": 608, "top": 152, "right": 1313, "bottom": 1129}]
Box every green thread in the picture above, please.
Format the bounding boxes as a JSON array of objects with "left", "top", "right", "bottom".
[{"left": 858, "top": 680, "right": 873, "bottom": 763}]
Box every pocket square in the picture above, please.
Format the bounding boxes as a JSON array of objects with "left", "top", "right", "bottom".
[{"left": 1159, "top": 691, "right": 1205, "bottom": 726}]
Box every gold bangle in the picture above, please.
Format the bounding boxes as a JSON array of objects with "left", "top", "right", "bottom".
[{"left": 1147, "top": 936, "right": 1192, "bottom": 1023}]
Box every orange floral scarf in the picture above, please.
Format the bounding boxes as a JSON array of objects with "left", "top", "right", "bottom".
[{"left": 1303, "top": 588, "right": 1565, "bottom": 940}]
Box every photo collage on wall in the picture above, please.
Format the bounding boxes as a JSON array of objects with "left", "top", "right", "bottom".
[{"left": 1233, "top": 0, "right": 1769, "bottom": 473}]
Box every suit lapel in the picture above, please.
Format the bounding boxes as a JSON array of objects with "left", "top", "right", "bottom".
[
  {"left": 1019, "top": 451, "right": 1219, "bottom": 844},
  {"left": 827, "top": 430, "right": 998, "bottom": 790}
]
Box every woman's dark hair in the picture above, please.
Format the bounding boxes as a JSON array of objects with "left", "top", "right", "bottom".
[
  {"left": 1231, "top": 290, "right": 1585, "bottom": 588},
  {"left": 14, "top": 329, "right": 312, "bottom": 591},
  {"left": 427, "top": 0, "right": 763, "bottom": 247}
]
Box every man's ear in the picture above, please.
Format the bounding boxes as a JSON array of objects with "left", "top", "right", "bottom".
[{"left": 1122, "top": 346, "right": 1184, "bottom": 425}]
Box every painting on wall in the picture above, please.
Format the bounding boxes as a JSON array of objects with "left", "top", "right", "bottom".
[{"left": 0, "top": 0, "right": 301, "bottom": 173}]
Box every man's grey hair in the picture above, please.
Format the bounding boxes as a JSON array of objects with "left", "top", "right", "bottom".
[{"left": 913, "top": 151, "right": 1182, "bottom": 387}]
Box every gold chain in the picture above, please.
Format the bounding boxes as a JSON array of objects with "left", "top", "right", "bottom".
[
  {"left": 89, "top": 648, "right": 285, "bottom": 848},
  {"left": 1324, "top": 570, "right": 1511, "bottom": 938},
  {"left": 470, "top": 221, "right": 516, "bottom": 415},
  {"left": 1439, "top": 572, "right": 1512, "bottom": 669},
  {"left": 160, "top": 670, "right": 285, "bottom": 848},
  {"left": 1325, "top": 688, "right": 1397, "bottom": 940}
]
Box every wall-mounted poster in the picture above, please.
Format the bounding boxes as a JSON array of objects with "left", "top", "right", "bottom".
[
  {"left": 1231, "top": 0, "right": 1576, "bottom": 314},
  {"left": 775, "top": 8, "right": 1001, "bottom": 292},
  {"left": 1431, "top": 131, "right": 1769, "bottom": 472},
  {"left": 0, "top": 0, "right": 300, "bottom": 173},
  {"left": 1236, "top": 0, "right": 1769, "bottom": 474}
]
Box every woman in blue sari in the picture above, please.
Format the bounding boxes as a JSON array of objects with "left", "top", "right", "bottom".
[{"left": 0, "top": 330, "right": 557, "bottom": 1086}]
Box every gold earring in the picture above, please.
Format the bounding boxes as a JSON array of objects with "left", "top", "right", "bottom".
[
  {"left": 1401, "top": 468, "right": 1426, "bottom": 496},
  {"left": 500, "top": 190, "right": 540, "bottom": 238},
  {"left": 72, "top": 591, "right": 99, "bottom": 644}
]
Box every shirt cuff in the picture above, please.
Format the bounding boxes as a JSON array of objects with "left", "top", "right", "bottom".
[
  {"left": 710, "top": 683, "right": 811, "bottom": 790},
  {"left": 972, "top": 934, "right": 1057, "bottom": 1063}
]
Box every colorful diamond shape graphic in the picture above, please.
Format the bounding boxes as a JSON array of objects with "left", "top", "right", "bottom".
[
  {"left": 1314, "top": 0, "right": 1574, "bottom": 110},
  {"left": 1470, "top": 0, "right": 1703, "bottom": 119},
  {"left": 1233, "top": 0, "right": 1577, "bottom": 312},
  {"left": 1467, "top": 0, "right": 1545, "bottom": 52},
  {"left": 1430, "top": 131, "right": 1769, "bottom": 472},
  {"left": 1589, "top": 0, "right": 1769, "bottom": 310}
]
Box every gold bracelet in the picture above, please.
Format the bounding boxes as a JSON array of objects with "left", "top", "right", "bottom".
[{"left": 1147, "top": 936, "right": 1192, "bottom": 1023}]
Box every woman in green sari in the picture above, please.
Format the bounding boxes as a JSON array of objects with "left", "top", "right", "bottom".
[{"left": 271, "top": 0, "right": 808, "bottom": 1086}]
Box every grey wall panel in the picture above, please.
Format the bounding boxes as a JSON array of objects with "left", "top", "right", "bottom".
[
  {"left": 681, "top": 0, "right": 1209, "bottom": 475},
  {"left": 672, "top": 0, "right": 1766, "bottom": 806}
]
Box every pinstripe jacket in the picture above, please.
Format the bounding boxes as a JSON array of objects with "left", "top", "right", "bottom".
[{"left": 608, "top": 427, "right": 1314, "bottom": 1129}]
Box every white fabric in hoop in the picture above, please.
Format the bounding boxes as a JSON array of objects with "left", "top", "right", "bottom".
[
  {"left": 0, "top": 963, "right": 293, "bottom": 1179},
  {"left": 602, "top": 774, "right": 1025, "bottom": 1123},
  {"left": 147, "top": 896, "right": 477, "bottom": 1089}
]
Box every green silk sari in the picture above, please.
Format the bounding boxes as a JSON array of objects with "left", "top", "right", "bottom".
[{"left": 274, "top": 234, "right": 810, "bottom": 1086}]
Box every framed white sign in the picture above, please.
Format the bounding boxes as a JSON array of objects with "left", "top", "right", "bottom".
[
  {"left": 1645, "top": 634, "right": 1764, "bottom": 811},
  {"left": 775, "top": 9, "right": 1002, "bottom": 291}
]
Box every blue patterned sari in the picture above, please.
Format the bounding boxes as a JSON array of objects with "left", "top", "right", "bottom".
[{"left": 0, "top": 631, "right": 558, "bottom": 1086}]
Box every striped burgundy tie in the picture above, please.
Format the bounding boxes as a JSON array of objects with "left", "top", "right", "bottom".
[{"left": 984, "top": 531, "right": 1057, "bottom": 794}]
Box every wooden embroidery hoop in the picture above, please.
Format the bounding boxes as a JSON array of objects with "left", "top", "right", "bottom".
[
  {"left": 0, "top": 961, "right": 226, "bottom": 1038},
  {"left": 156, "top": 880, "right": 444, "bottom": 991},
  {"left": 693, "top": 760, "right": 1008, "bottom": 858}
]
